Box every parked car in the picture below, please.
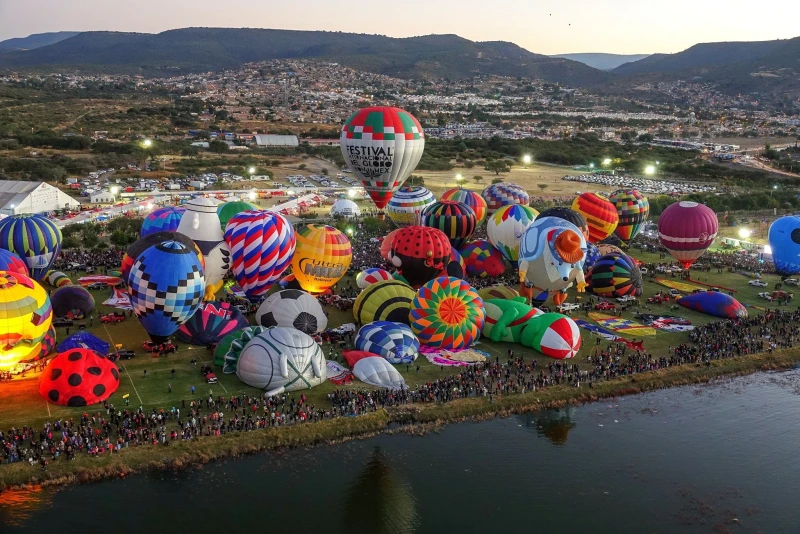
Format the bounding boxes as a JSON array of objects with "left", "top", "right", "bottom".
[
  {"left": 758, "top": 292, "right": 774, "bottom": 301},
  {"left": 617, "top": 295, "right": 638, "bottom": 303},
  {"left": 87, "top": 282, "right": 108, "bottom": 290},
  {"left": 594, "top": 300, "right": 615, "bottom": 311},
  {"left": 101, "top": 312, "right": 126, "bottom": 324},
  {"left": 108, "top": 350, "right": 135, "bottom": 361},
  {"left": 668, "top": 289, "right": 682, "bottom": 298},
  {"left": 556, "top": 302, "right": 580, "bottom": 313},
  {"left": 784, "top": 279, "right": 799, "bottom": 286},
  {"left": 52, "top": 318, "right": 74, "bottom": 328},
  {"left": 748, "top": 280, "right": 768, "bottom": 287}
]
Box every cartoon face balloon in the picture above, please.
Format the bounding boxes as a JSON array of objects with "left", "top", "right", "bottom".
[
  {"left": 388, "top": 226, "right": 451, "bottom": 289},
  {"left": 176, "top": 198, "right": 230, "bottom": 288}
]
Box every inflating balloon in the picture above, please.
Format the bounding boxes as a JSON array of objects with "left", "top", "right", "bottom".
[
  {"left": 409, "top": 277, "right": 485, "bottom": 350},
  {"left": 658, "top": 201, "right": 718, "bottom": 268},
  {"left": 291, "top": 225, "right": 352, "bottom": 294},
  {"left": 141, "top": 206, "right": 185, "bottom": 237},
  {"left": 0, "top": 214, "right": 62, "bottom": 281},
  {"left": 224, "top": 211, "right": 296, "bottom": 300},
  {"left": 340, "top": 106, "right": 425, "bottom": 210},
  {"left": 214, "top": 326, "right": 266, "bottom": 374},
  {"left": 380, "top": 229, "right": 401, "bottom": 261},
  {"left": 596, "top": 243, "right": 624, "bottom": 257},
  {"left": 353, "top": 280, "right": 415, "bottom": 325},
  {"left": 587, "top": 253, "right": 643, "bottom": 298},
  {"left": 217, "top": 201, "right": 257, "bottom": 232},
  {"left": 127, "top": 240, "right": 205, "bottom": 343},
  {"left": 572, "top": 193, "right": 618, "bottom": 244},
  {"left": 256, "top": 289, "right": 328, "bottom": 334},
  {"left": 583, "top": 242, "right": 601, "bottom": 273},
  {"left": 460, "top": 239, "right": 506, "bottom": 278},
  {"left": 176, "top": 300, "right": 249, "bottom": 345},
  {"left": 356, "top": 268, "right": 394, "bottom": 289},
  {"left": 38, "top": 348, "right": 120, "bottom": 406},
  {"left": 45, "top": 270, "right": 71, "bottom": 288},
  {"left": 121, "top": 231, "right": 201, "bottom": 282},
  {"left": 677, "top": 291, "right": 747, "bottom": 319},
  {"left": 388, "top": 226, "right": 451, "bottom": 289},
  {"left": 386, "top": 187, "right": 435, "bottom": 227},
  {"left": 51, "top": 285, "right": 95, "bottom": 320},
  {"left": 330, "top": 199, "right": 361, "bottom": 218},
  {"left": 352, "top": 356, "right": 406, "bottom": 389},
  {"left": 177, "top": 197, "right": 230, "bottom": 289},
  {"left": 477, "top": 285, "right": 518, "bottom": 301},
  {"left": 486, "top": 204, "right": 539, "bottom": 267},
  {"left": 355, "top": 322, "right": 419, "bottom": 364},
  {"left": 441, "top": 188, "right": 488, "bottom": 224},
  {"left": 481, "top": 183, "right": 530, "bottom": 214},
  {"left": 610, "top": 189, "right": 649, "bottom": 243},
  {"left": 0, "top": 248, "right": 29, "bottom": 276},
  {"left": 447, "top": 248, "right": 466, "bottom": 279},
  {"left": 0, "top": 271, "right": 52, "bottom": 370},
  {"left": 421, "top": 200, "right": 477, "bottom": 249},
  {"left": 768, "top": 215, "right": 800, "bottom": 277},
  {"left": 537, "top": 207, "right": 588, "bottom": 241}
]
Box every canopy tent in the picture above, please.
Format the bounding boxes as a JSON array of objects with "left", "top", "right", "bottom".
[{"left": 56, "top": 331, "right": 110, "bottom": 356}]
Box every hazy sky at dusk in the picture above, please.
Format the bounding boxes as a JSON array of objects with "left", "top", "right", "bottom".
[{"left": 1, "top": 0, "right": 797, "bottom": 54}]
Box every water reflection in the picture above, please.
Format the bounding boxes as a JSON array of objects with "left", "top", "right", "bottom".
[
  {"left": 521, "top": 408, "right": 576, "bottom": 446},
  {"left": 341, "top": 447, "right": 418, "bottom": 533},
  {"left": 0, "top": 486, "right": 53, "bottom": 527}
]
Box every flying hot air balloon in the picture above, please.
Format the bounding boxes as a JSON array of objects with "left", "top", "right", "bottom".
[
  {"left": 571, "top": 193, "right": 618, "bottom": 244},
  {"left": 441, "top": 188, "right": 488, "bottom": 224},
  {"left": 340, "top": 107, "right": 425, "bottom": 210},
  {"left": 291, "top": 225, "right": 353, "bottom": 294},
  {"left": 658, "top": 201, "right": 718, "bottom": 268},
  {"left": 421, "top": 200, "right": 477, "bottom": 249},
  {"left": 224, "top": 211, "right": 296, "bottom": 300},
  {"left": 486, "top": 204, "right": 539, "bottom": 267},
  {"left": 610, "top": 189, "right": 649, "bottom": 244},
  {"left": 386, "top": 187, "right": 435, "bottom": 227},
  {"left": 0, "top": 214, "right": 62, "bottom": 281}
]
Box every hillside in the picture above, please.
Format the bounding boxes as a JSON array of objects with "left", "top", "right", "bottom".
[
  {"left": 551, "top": 53, "right": 650, "bottom": 71},
  {"left": 0, "top": 28, "right": 610, "bottom": 86},
  {"left": 0, "top": 32, "right": 80, "bottom": 51}
]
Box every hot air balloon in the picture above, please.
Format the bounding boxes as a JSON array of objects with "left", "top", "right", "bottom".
[
  {"left": 380, "top": 229, "right": 401, "bottom": 261},
  {"left": 583, "top": 242, "right": 601, "bottom": 272},
  {"left": 481, "top": 183, "right": 530, "bottom": 214},
  {"left": 658, "top": 201, "right": 718, "bottom": 268},
  {"left": 38, "top": 348, "right": 120, "bottom": 406},
  {"left": 141, "top": 206, "right": 185, "bottom": 237},
  {"left": 351, "top": 356, "right": 406, "bottom": 389},
  {"left": 0, "top": 214, "right": 62, "bottom": 281},
  {"left": 421, "top": 200, "right": 477, "bottom": 249},
  {"left": 386, "top": 187, "right": 435, "bottom": 227},
  {"left": 537, "top": 207, "right": 588, "bottom": 241},
  {"left": 768, "top": 215, "right": 800, "bottom": 277},
  {"left": 477, "top": 285, "right": 519, "bottom": 301},
  {"left": 28, "top": 325, "right": 56, "bottom": 361},
  {"left": 518, "top": 217, "right": 587, "bottom": 303},
  {"left": 177, "top": 197, "right": 230, "bottom": 290},
  {"left": 446, "top": 248, "right": 466, "bottom": 279},
  {"left": 460, "top": 239, "right": 506, "bottom": 278},
  {"left": 224, "top": 211, "right": 296, "bottom": 300},
  {"left": 214, "top": 325, "right": 266, "bottom": 373},
  {"left": 571, "top": 193, "right": 618, "bottom": 244},
  {"left": 586, "top": 253, "right": 643, "bottom": 298},
  {"left": 217, "top": 201, "right": 257, "bottom": 232},
  {"left": 256, "top": 289, "right": 328, "bottom": 334},
  {"left": 330, "top": 199, "right": 361, "bottom": 218},
  {"left": 677, "top": 291, "right": 747, "bottom": 319},
  {"left": 291, "top": 225, "right": 352, "bottom": 294},
  {"left": 0, "top": 271, "right": 52, "bottom": 370},
  {"left": 50, "top": 285, "right": 95, "bottom": 320},
  {"left": 176, "top": 300, "right": 250, "bottom": 346},
  {"left": 127, "top": 240, "right": 205, "bottom": 343},
  {"left": 340, "top": 106, "right": 425, "bottom": 210},
  {"left": 409, "top": 277, "right": 485, "bottom": 350},
  {"left": 610, "top": 189, "right": 649, "bottom": 243},
  {"left": 353, "top": 280, "right": 415, "bottom": 325},
  {"left": 486, "top": 204, "right": 539, "bottom": 267},
  {"left": 236, "top": 327, "right": 326, "bottom": 396},
  {"left": 441, "top": 188, "right": 488, "bottom": 224},
  {"left": 356, "top": 268, "right": 393, "bottom": 289},
  {"left": 121, "top": 231, "right": 201, "bottom": 282},
  {"left": 0, "top": 248, "right": 29, "bottom": 276},
  {"left": 44, "top": 270, "right": 71, "bottom": 288},
  {"left": 387, "top": 226, "right": 451, "bottom": 289},
  {"left": 355, "top": 322, "right": 419, "bottom": 364}
]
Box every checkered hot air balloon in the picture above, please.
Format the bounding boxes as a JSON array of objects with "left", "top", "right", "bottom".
[
  {"left": 340, "top": 107, "right": 425, "bottom": 210},
  {"left": 355, "top": 321, "right": 420, "bottom": 364},
  {"left": 658, "top": 201, "right": 718, "bottom": 269},
  {"left": 587, "top": 253, "right": 643, "bottom": 298},
  {"left": 141, "top": 206, "right": 186, "bottom": 237},
  {"left": 291, "top": 225, "right": 352, "bottom": 294},
  {"left": 481, "top": 183, "right": 530, "bottom": 214},
  {"left": 356, "top": 268, "right": 393, "bottom": 289},
  {"left": 224, "top": 211, "right": 296, "bottom": 300},
  {"left": 122, "top": 231, "right": 202, "bottom": 282},
  {"left": 486, "top": 205, "right": 539, "bottom": 267},
  {"left": 386, "top": 187, "right": 435, "bottom": 227},
  {"left": 409, "top": 276, "right": 485, "bottom": 350},
  {"left": 0, "top": 214, "right": 62, "bottom": 282},
  {"left": 572, "top": 193, "right": 619, "bottom": 244},
  {"left": 127, "top": 240, "right": 205, "bottom": 343},
  {"left": 422, "top": 200, "right": 477, "bottom": 250},
  {"left": 609, "top": 189, "right": 649, "bottom": 243},
  {"left": 441, "top": 188, "right": 488, "bottom": 224}
]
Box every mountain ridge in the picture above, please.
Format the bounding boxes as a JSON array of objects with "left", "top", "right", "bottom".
[
  {"left": 550, "top": 53, "right": 650, "bottom": 71},
  {"left": 0, "top": 32, "right": 80, "bottom": 51}
]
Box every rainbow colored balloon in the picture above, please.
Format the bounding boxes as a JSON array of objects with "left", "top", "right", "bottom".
[
  {"left": 609, "top": 189, "right": 649, "bottom": 243},
  {"left": 409, "top": 276, "right": 485, "bottom": 350},
  {"left": 572, "top": 193, "right": 619, "bottom": 244},
  {"left": 486, "top": 204, "right": 539, "bottom": 267},
  {"left": 481, "top": 183, "right": 530, "bottom": 214},
  {"left": 421, "top": 200, "right": 477, "bottom": 249},
  {"left": 141, "top": 206, "right": 185, "bottom": 237},
  {"left": 460, "top": 239, "right": 506, "bottom": 278},
  {"left": 441, "top": 188, "right": 488, "bottom": 224},
  {"left": 356, "top": 268, "right": 393, "bottom": 289},
  {"left": 386, "top": 186, "right": 436, "bottom": 226},
  {"left": 0, "top": 249, "right": 29, "bottom": 277},
  {"left": 224, "top": 211, "right": 296, "bottom": 300}
]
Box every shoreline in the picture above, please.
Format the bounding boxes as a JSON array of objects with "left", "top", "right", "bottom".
[{"left": 3, "top": 349, "right": 800, "bottom": 491}]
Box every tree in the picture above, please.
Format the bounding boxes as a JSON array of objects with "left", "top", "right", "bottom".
[
  {"left": 321, "top": 168, "right": 329, "bottom": 175},
  {"left": 484, "top": 160, "right": 510, "bottom": 175},
  {"left": 208, "top": 140, "right": 229, "bottom": 153},
  {"left": 637, "top": 133, "right": 654, "bottom": 143},
  {"left": 473, "top": 175, "right": 483, "bottom": 184},
  {"left": 491, "top": 177, "right": 504, "bottom": 184},
  {"left": 621, "top": 131, "right": 637, "bottom": 144},
  {"left": 299, "top": 163, "right": 307, "bottom": 170},
  {"left": 464, "top": 160, "right": 475, "bottom": 169},
  {"left": 537, "top": 184, "right": 548, "bottom": 192}
]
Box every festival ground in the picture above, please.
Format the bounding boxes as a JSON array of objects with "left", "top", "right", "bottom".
[{"left": 0, "top": 250, "right": 786, "bottom": 430}]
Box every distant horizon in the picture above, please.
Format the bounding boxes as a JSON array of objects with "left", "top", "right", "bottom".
[{"left": 1, "top": 0, "right": 798, "bottom": 55}]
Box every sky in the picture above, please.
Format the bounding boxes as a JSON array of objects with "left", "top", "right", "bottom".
[{"left": 1, "top": 0, "right": 798, "bottom": 54}]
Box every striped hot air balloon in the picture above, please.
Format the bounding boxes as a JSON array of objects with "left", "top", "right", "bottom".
[
  {"left": 587, "top": 253, "right": 643, "bottom": 298},
  {"left": 441, "top": 188, "right": 488, "bottom": 224},
  {"left": 356, "top": 268, "right": 393, "bottom": 289},
  {"left": 291, "top": 225, "right": 352, "bottom": 294},
  {"left": 340, "top": 107, "right": 425, "bottom": 210},
  {"left": 0, "top": 249, "right": 29, "bottom": 277},
  {"left": 353, "top": 280, "right": 415, "bottom": 325},
  {"left": 224, "top": 211, "right": 296, "bottom": 300},
  {"left": 572, "top": 193, "right": 618, "bottom": 244},
  {"left": 610, "top": 189, "right": 649, "bottom": 243},
  {"left": 421, "top": 200, "right": 477, "bottom": 249},
  {"left": 658, "top": 201, "right": 718, "bottom": 268},
  {"left": 481, "top": 183, "right": 530, "bottom": 214},
  {"left": 386, "top": 186, "right": 435, "bottom": 227},
  {"left": 0, "top": 271, "right": 52, "bottom": 370},
  {"left": 0, "top": 214, "right": 62, "bottom": 281}
]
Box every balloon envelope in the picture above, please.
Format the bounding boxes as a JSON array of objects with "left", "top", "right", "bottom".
[
  {"left": 0, "top": 214, "right": 62, "bottom": 281},
  {"left": 176, "top": 300, "right": 249, "bottom": 345},
  {"left": 356, "top": 268, "right": 393, "bottom": 289},
  {"left": 217, "top": 201, "right": 257, "bottom": 232},
  {"left": 141, "top": 206, "right": 185, "bottom": 236},
  {"left": 177, "top": 197, "right": 230, "bottom": 288},
  {"left": 421, "top": 200, "right": 477, "bottom": 249},
  {"left": 587, "top": 253, "right": 643, "bottom": 298},
  {"left": 51, "top": 285, "right": 95, "bottom": 319},
  {"left": 38, "top": 348, "right": 120, "bottom": 406},
  {"left": 256, "top": 289, "right": 327, "bottom": 334},
  {"left": 486, "top": 204, "right": 539, "bottom": 267},
  {"left": 572, "top": 193, "right": 618, "bottom": 244},
  {"left": 537, "top": 207, "right": 588, "bottom": 240},
  {"left": 355, "top": 321, "right": 419, "bottom": 364},
  {"left": 340, "top": 106, "right": 425, "bottom": 209},
  {"left": 292, "top": 225, "right": 352, "bottom": 294},
  {"left": 768, "top": 215, "right": 800, "bottom": 277},
  {"left": 460, "top": 239, "right": 506, "bottom": 278},
  {"left": 122, "top": 231, "right": 200, "bottom": 282},
  {"left": 353, "top": 280, "right": 415, "bottom": 325},
  {"left": 330, "top": 199, "right": 361, "bottom": 218},
  {"left": 386, "top": 187, "right": 435, "bottom": 227},
  {"left": 409, "top": 276, "right": 485, "bottom": 350},
  {"left": 388, "top": 226, "right": 451, "bottom": 289},
  {"left": 0, "top": 248, "right": 29, "bottom": 277},
  {"left": 677, "top": 291, "right": 747, "bottom": 319},
  {"left": 481, "top": 183, "right": 530, "bottom": 214},
  {"left": 658, "top": 201, "right": 718, "bottom": 268},
  {"left": 441, "top": 188, "right": 488, "bottom": 224},
  {"left": 610, "top": 189, "right": 649, "bottom": 243},
  {"left": 0, "top": 271, "right": 52, "bottom": 370}
]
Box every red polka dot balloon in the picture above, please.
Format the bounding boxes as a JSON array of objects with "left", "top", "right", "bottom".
[
  {"left": 38, "top": 348, "right": 120, "bottom": 406},
  {"left": 388, "top": 226, "right": 451, "bottom": 289}
]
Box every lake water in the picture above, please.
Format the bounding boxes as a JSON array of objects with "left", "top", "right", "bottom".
[{"left": 4, "top": 370, "right": 800, "bottom": 533}]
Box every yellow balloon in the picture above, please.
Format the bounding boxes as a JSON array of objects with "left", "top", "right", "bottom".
[
  {"left": 204, "top": 279, "right": 225, "bottom": 301},
  {"left": 291, "top": 225, "right": 352, "bottom": 294},
  {"left": 0, "top": 271, "right": 53, "bottom": 370}
]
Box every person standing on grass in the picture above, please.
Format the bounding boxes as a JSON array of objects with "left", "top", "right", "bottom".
[
  {"left": 168, "top": 384, "right": 172, "bottom": 393},
  {"left": 191, "top": 385, "right": 195, "bottom": 395}
]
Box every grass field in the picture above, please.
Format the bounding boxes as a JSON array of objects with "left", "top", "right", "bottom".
[{"left": 0, "top": 248, "right": 790, "bottom": 431}]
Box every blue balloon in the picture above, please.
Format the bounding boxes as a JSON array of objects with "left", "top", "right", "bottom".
[
  {"left": 583, "top": 242, "right": 601, "bottom": 273},
  {"left": 354, "top": 321, "right": 420, "bottom": 364},
  {"left": 677, "top": 291, "right": 748, "bottom": 319},
  {"left": 141, "top": 207, "right": 185, "bottom": 237},
  {"left": 768, "top": 215, "right": 800, "bottom": 277},
  {"left": 128, "top": 240, "right": 206, "bottom": 342},
  {"left": 0, "top": 214, "right": 62, "bottom": 281}
]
